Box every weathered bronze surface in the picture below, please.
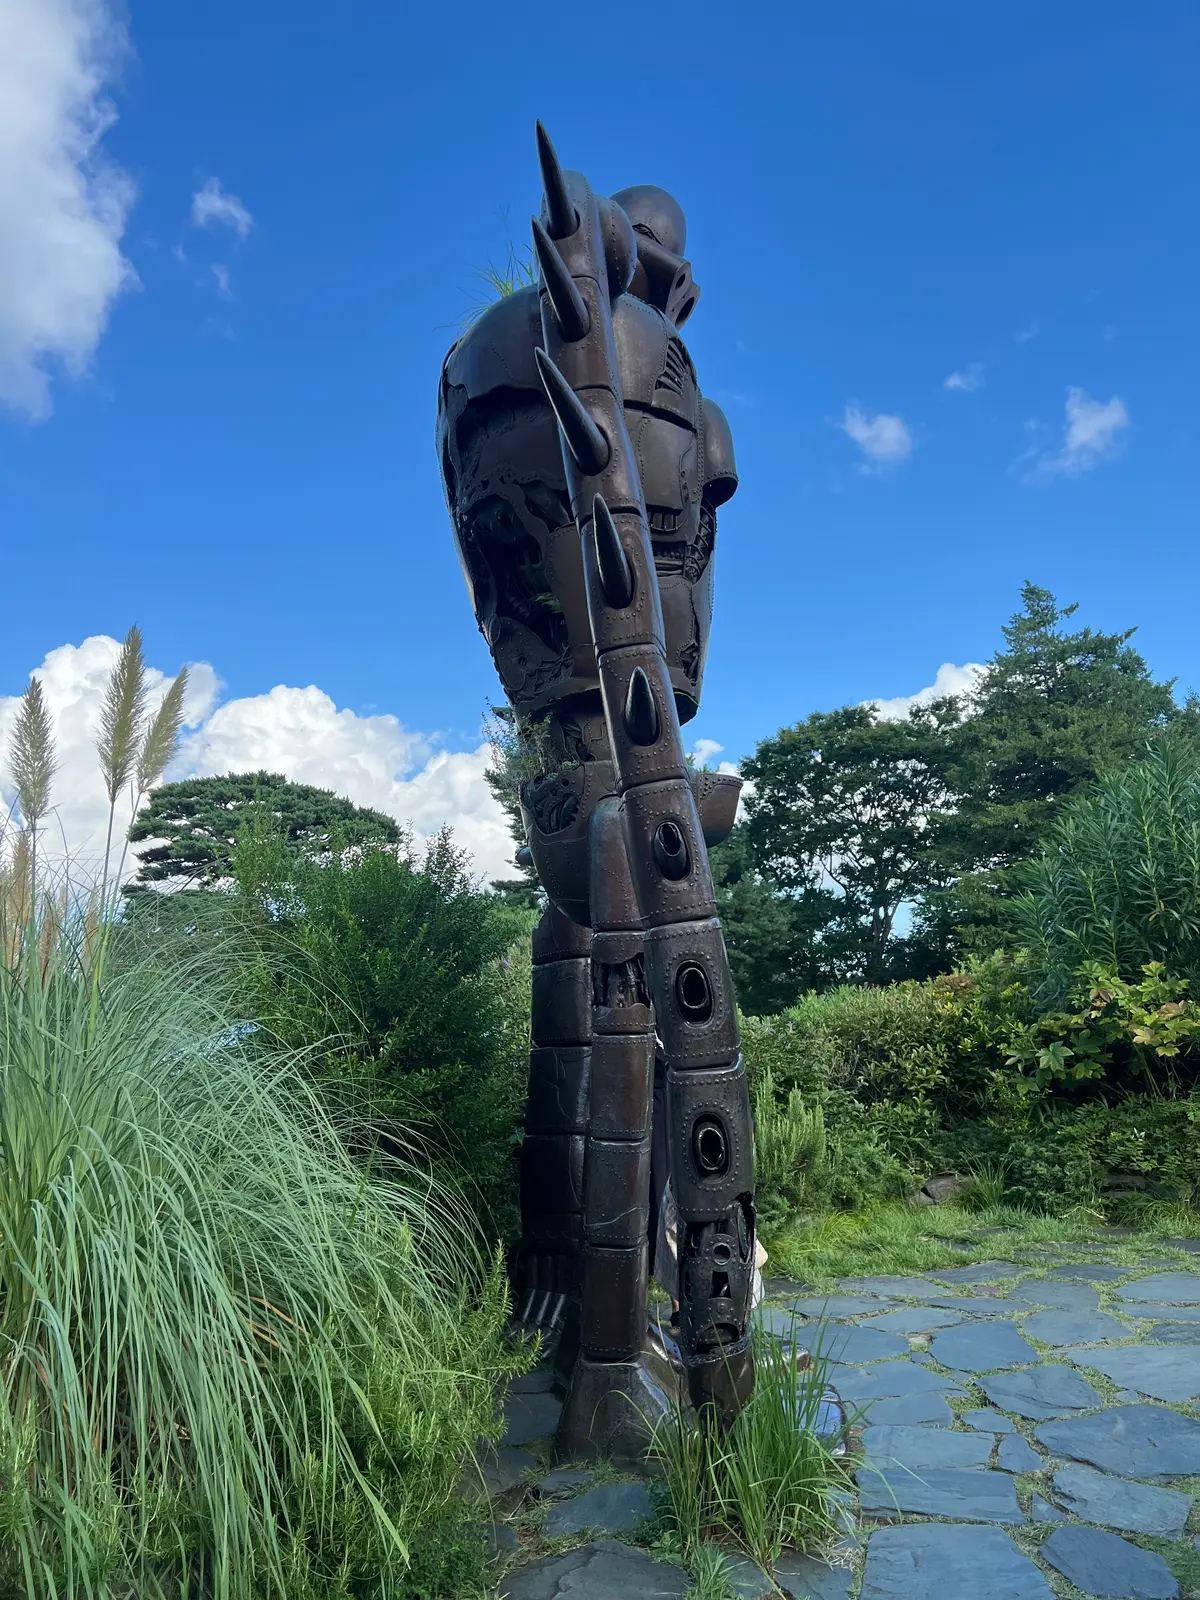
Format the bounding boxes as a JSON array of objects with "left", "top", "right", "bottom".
[{"left": 437, "top": 125, "right": 755, "bottom": 1451}]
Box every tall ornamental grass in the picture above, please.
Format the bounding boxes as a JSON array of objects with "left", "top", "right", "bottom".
[
  {"left": 0, "top": 633, "right": 516, "bottom": 1598},
  {"left": 653, "top": 1336, "right": 849, "bottom": 1573},
  {"left": 1015, "top": 741, "right": 1200, "bottom": 999}
]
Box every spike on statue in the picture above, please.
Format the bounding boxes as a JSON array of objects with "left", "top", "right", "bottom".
[
  {"left": 534, "top": 347, "right": 610, "bottom": 475},
  {"left": 532, "top": 217, "right": 590, "bottom": 342},
  {"left": 592, "top": 497, "right": 633, "bottom": 608},
  {"left": 536, "top": 121, "right": 577, "bottom": 241}
]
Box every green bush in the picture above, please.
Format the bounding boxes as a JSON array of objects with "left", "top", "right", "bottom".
[
  {"left": 1005, "top": 961, "right": 1200, "bottom": 1095},
  {"left": 742, "top": 991, "right": 943, "bottom": 1211},
  {"left": 225, "top": 822, "right": 534, "bottom": 1239},
  {"left": 942, "top": 1093, "right": 1200, "bottom": 1214},
  {"left": 0, "top": 910, "right": 519, "bottom": 1600}
]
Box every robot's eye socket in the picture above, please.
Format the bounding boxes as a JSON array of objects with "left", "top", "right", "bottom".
[
  {"left": 676, "top": 962, "right": 713, "bottom": 1022},
  {"left": 652, "top": 821, "right": 691, "bottom": 880},
  {"left": 693, "top": 1117, "right": 729, "bottom": 1175}
]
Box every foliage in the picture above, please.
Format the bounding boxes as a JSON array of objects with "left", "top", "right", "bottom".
[
  {"left": 951, "top": 584, "right": 1186, "bottom": 873},
  {"left": 1006, "top": 961, "right": 1200, "bottom": 1092},
  {"left": 718, "top": 585, "right": 1194, "bottom": 996},
  {"left": 226, "top": 818, "right": 534, "bottom": 1236},
  {"left": 0, "top": 911, "right": 517, "bottom": 1600},
  {"left": 652, "top": 1338, "right": 849, "bottom": 1572},
  {"left": 682, "top": 1543, "right": 740, "bottom": 1600},
  {"left": 127, "top": 771, "right": 400, "bottom": 892},
  {"left": 1014, "top": 741, "right": 1200, "bottom": 1000},
  {"left": 941, "top": 1094, "right": 1200, "bottom": 1215},
  {"left": 481, "top": 705, "right": 549, "bottom": 908},
  {"left": 740, "top": 701, "right": 960, "bottom": 984},
  {"left": 710, "top": 827, "right": 835, "bottom": 1013},
  {"left": 0, "top": 643, "right": 523, "bottom": 1599},
  {"left": 752, "top": 1067, "right": 828, "bottom": 1228}
]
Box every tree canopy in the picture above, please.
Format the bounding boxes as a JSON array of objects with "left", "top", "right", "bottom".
[
  {"left": 721, "top": 584, "right": 1194, "bottom": 1002},
  {"left": 127, "top": 771, "right": 401, "bottom": 892},
  {"left": 738, "top": 702, "right": 959, "bottom": 985}
]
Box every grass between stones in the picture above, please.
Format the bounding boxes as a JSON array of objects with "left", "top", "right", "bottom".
[{"left": 764, "top": 1200, "right": 1200, "bottom": 1286}]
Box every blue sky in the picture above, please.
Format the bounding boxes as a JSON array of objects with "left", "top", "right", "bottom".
[{"left": 2, "top": 0, "right": 1197, "bottom": 877}]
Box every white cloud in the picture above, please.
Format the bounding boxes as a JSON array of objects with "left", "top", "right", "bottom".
[
  {"left": 944, "top": 363, "right": 985, "bottom": 392},
  {"left": 1026, "top": 387, "right": 1130, "bottom": 482},
  {"left": 837, "top": 405, "right": 914, "bottom": 472},
  {"left": 1015, "top": 322, "right": 1039, "bottom": 343},
  {"left": 689, "top": 737, "right": 725, "bottom": 768},
  {"left": 0, "top": 0, "right": 135, "bottom": 418},
  {"left": 869, "top": 661, "right": 986, "bottom": 721},
  {"left": 191, "top": 178, "right": 253, "bottom": 239},
  {"left": 1, "top": 638, "right": 514, "bottom": 887},
  {"left": 211, "top": 262, "right": 232, "bottom": 300}
]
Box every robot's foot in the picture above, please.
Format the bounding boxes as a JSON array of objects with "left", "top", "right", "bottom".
[{"left": 555, "top": 1353, "right": 677, "bottom": 1468}]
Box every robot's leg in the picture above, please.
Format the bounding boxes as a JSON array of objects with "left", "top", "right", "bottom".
[
  {"left": 531, "top": 124, "right": 756, "bottom": 1426},
  {"left": 647, "top": 913, "right": 756, "bottom": 1426},
  {"left": 515, "top": 904, "right": 591, "bottom": 1333},
  {"left": 556, "top": 796, "right": 673, "bottom": 1461}
]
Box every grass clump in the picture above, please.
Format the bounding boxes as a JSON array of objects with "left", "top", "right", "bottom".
[
  {"left": 653, "top": 1337, "right": 849, "bottom": 1575},
  {"left": 0, "top": 919, "right": 517, "bottom": 1599},
  {"left": 0, "top": 633, "right": 520, "bottom": 1599}
]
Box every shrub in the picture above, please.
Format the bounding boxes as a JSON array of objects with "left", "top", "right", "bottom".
[
  {"left": 1005, "top": 961, "right": 1200, "bottom": 1095},
  {"left": 0, "top": 912, "right": 517, "bottom": 1600},
  {"left": 225, "top": 820, "right": 534, "bottom": 1238},
  {"left": 940, "top": 1093, "right": 1200, "bottom": 1214}
]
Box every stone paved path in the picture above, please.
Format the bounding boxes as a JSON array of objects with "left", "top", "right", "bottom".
[{"left": 487, "top": 1247, "right": 1200, "bottom": 1598}]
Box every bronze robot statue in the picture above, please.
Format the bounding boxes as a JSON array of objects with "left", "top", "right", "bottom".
[{"left": 437, "top": 125, "right": 755, "bottom": 1455}]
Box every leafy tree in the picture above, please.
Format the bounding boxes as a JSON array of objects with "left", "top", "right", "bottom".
[
  {"left": 922, "top": 583, "right": 1197, "bottom": 958},
  {"left": 482, "top": 707, "right": 547, "bottom": 908},
  {"left": 948, "top": 584, "right": 1187, "bottom": 875},
  {"left": 740, "top": 702, "right": 959, "bottom": 985},
  {"left": 127, "top": 771, "right": 400, "bottom": 892},
  {"left": 710, "top": 826, "right": 838, "bottom": 1013}
]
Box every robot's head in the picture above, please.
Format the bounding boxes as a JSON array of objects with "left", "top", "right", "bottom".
[{"left": 612, "top": 184, "right": 700, "bottom": 329}]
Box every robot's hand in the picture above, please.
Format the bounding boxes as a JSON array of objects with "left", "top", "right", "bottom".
[{"left": 511, "top": 1247, "right": 573, "bottom": 1335}]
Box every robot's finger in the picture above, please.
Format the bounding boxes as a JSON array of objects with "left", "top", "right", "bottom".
[
  {"left": 546, "top": 1291, "right": 567, "bottom": 1333},
  {"left": 533, "top": 348, "right": 610, "bottom": 476},
  {"left": 532, "top": 218, "right": 590, "bottom": 342}
]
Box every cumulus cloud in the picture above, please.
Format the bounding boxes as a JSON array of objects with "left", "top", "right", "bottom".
[
  {"left": 0, "top": 0, "right": 135, "bottom": 418},
  {"left": 944, "top": 363, "right": 985, "bottom": 392},
  {"left": 1026, "top": 387, "right": 1130, "bottom": 482},
  {"left": 869, "top": 661, "right": 986, "bottom": 721},
  {"left": 191, "top": 178, "right": 253, "bottom": 239},
  {"left": 837, "top": 405, "right": 914, "bottom": 472},
  {"left": 1, "top": 638, "right": 514, "bottom": 887}
]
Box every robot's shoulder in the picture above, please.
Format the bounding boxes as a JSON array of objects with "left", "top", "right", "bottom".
[{"left": 441, "top": 285, "right": 543, "bottom": 401}]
